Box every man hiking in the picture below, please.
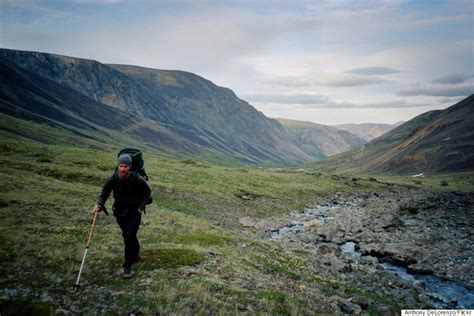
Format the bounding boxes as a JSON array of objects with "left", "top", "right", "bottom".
[{"left": 93, "top": 153, "right": 151, "bottom": 278}]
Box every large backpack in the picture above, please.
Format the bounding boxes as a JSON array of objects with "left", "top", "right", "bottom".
[
  {"left": 117, "top": 148, "right": 149, "bottom": 180},
  {"left": 117, "top": 148, "right": 152, "bottom": 205}
]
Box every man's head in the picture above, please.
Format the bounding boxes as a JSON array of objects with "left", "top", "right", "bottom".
[{"left": 117, "top": 154, "right": 132, "bottom": 179}]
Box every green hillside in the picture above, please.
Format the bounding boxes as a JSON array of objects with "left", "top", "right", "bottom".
[{"left": 0, "top": 138, "right": 404, "bottom": 314}]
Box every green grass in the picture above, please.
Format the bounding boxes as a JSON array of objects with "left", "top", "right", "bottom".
[
  {"left": 0, "top": 299, "right": 56, "bottom": 316},
  {"left": 3, "top": 139, "right": 461, "bottom": 314},
  {"left": 367, "top": 172, "right": 474, "bottom": 192}
]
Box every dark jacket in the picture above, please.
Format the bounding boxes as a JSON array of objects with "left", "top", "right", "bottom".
[{"left": 97, "top": 171, "right": 151, "bottom": 216}]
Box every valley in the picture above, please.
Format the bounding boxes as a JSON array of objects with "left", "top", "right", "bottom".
[
  {"left": 0, "top": 140, "right": 472, "bottom": 314},
  {"left": 1, "top": 49, "right": 473, "bottom": 314}
]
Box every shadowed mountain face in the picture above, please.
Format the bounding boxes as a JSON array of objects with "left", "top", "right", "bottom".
[
  {"left": 276, "top": 118, "right": 366, "bottom": 160},
  {"left": 312, "top": 95, "right": 474, "bottom": 174},
  {"left": 0, "top": 57, "right": 208, "bottom": 155},
  {"left": 0, "top": 49, "right": 313, "bottom": 164},
  {"left": 333, "top": 122, "right": 403, "bottom": 142}
]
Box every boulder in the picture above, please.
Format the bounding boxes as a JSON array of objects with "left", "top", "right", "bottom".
[
  {"left": 407, "top": 263, "right": 434, "bottom": 275},
  {"left": 239, "top": 216, "right": 257, "bottom": 227},
  {"left": 360, "top": 243, "right": 417, "bottom": 266},
  {"left": 316, "top": 243, "right": 339, "bottom": 256},
  {"left": 380, "top": 214, "right": 403, "bottom": 229},
  {"left": 399, "top": 203, "right": 418, "bottom": 214},
  {"left": 359, "top": 255, "right": 379, "bottom": 266},
  {"left": 333, "top": 297, "right": 362, "bottom": 315},
  {"left": 303, "top": 219, "right": 322, "bottom": 228},
  {"left": 351, "top": 296, "right": 370, "bottom": 310}
]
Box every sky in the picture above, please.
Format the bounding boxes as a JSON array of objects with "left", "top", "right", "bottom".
[{"left": 1, "top": 0, "right": 473, "bottom": 125}]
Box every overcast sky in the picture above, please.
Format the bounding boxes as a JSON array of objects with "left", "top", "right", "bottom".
[{"left": 1, "top": 0, "right": 473, "bottom": 125}]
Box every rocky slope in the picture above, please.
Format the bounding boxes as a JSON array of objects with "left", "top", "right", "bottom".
[
  {"left": 0, "top": 57, "right": 210, "bottom": 157},
  {"left": 277, "top": 118, "right": 366, "bottom": 160},
  {"left": 333, "top": 122, "right": 403, "bottom": 141},
  {"left": 238, "top": 187, "right": 474, "bottom": 310},
  {"left": 309, "top": 95, "right": 474, "bottom": 174}
]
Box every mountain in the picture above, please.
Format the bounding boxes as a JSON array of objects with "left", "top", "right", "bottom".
[
  {"left": 333, "top": 122, "right": 403, "bottom": 141},
  {"left": 0, "top": 57, "right": 211, "bottom": 156},
  {"left": 309, "top": 95, "right": 474, "bottom": 174},
  {"left": 0, "top": 48, "right": 313, "bottom": 165},
  {"left": 276, "top": 118, "right": 366, "bottom": 160}
]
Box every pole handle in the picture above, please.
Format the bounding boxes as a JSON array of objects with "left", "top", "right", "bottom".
[{"left": 98, "top": 205, "right": 109, "bottom": 216}]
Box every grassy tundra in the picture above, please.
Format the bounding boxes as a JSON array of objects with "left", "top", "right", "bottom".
[{"left": 1, "top": 140, "right": 472, "bottom": 314}]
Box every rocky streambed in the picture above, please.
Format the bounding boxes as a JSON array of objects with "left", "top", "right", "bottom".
[{"left": 240, "top": 190, "right": 474, "bottom": 310}]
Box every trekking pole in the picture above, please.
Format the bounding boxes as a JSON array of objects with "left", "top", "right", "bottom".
[{"left": 74, "top": 206, "right": 108, "bottom": 291}]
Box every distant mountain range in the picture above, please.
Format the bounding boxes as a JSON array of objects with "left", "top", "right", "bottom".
[
  {"left": 309, "top": 95, "right": 474, "bottom": 174},
  {"left": 276, "top": 118, "right": 365, "bottom": 159},
  {"left": 2, "top": 48, "right": 470, "bottom": 173},
  {"left": 333, "top": 122, "right": 404, "bottom": 142}
]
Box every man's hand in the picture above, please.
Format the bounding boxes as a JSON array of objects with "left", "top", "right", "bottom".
[
  {"left": 138, "top": 208, "right": 144, "bottom": 214},
  {"left": 92, "top": 204, "right": 102, "bottom": 214}
]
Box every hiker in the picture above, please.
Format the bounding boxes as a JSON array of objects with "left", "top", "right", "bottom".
[{"left": 92, "top": 153, "right": 151, "bottom": 278}]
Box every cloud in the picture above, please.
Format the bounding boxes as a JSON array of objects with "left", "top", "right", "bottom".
[
  {"left": 259, "top": 75, "right": 312, "bottom": 88},
  {"left": 324, "top": 75, "right": 387, "bottom": 87},
  {"left": 2, "top": 0, "right": 472, "bottom": 124},
  {"left": 347, "top": 66, "right": 402, "bottom": 76},
  {"left": 243, "top": 92, "right": 332, "bottom": 105},
  {"left": 431, "top": 73, "right": 472, "bottom": 85},
  {"left": 1, "top": 0, "right": 70, "bottom": 17},
  {"left": 244, "top": 92, "right": 429, "bottom": 109},
  {"left": 396, "top": 83, "right": 474, "bottom": 97},
  {"left": 259, "top": 72, "right": 388, "bottom": 88}
]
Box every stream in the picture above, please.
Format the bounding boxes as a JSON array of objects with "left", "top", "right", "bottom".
[
  {"left": 269, "top": 203, "right": 474, "bottom": 309},
  {"left": 339, "top": 242, "right": 474, "bottom": 309}
]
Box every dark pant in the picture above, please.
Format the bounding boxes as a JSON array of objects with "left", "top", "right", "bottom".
[{"left": 116, "top": 208, "right": 141, "bottom": 268}]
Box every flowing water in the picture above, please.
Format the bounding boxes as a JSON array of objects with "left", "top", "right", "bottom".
[
  {"left": 270, "top": 203, "right": 474, "bottom": 309},
  {"left": 380, "top": 262, "right": 474, "bottom": 309},
  {"left": 339, "top": 242, "right": 474, "bottom": 309}
]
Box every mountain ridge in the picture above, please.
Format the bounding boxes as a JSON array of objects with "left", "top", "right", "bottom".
[
  {"left": 0, "top": 48, "right": 312, "bottom": 164},
  {"left": 276, "top": 118, "right": 366, "bottom": 160},
  {"left": 333, "top": 122, "right": 403, "bottom": 141},
  {"left": 309, "top": 95, "right": 474, "bottom": 174}
]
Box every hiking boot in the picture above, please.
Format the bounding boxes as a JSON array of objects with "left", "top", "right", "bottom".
[{"left": 122, "top": 266, "right": 133, "bottom": 279}]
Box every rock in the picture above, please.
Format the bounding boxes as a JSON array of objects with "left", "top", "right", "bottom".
[
  {"left": 328, "top": 257, "right": 350, "bottom": 273},
  {"left": 360, "top": 243, "right": 417, "bottom": 266},
  {"left": 373, "top": 304, "right": 397, "bottom": 316},
  {"left": 329, "top": 303, "right": 341, "bottom": 313},
  {"left": 241, "top": 194, "right": 252, "bottom": 200},
  {"left": 407, "top": 263, "right": 433, "bottom": 275},
  {"left": 340, "top": 253, "right": 356, "bottom": 263},
  {"left": 303, "top": 219, "right": 322, "bottom": 228},
  {"left": 239, "top": 216, "right": 257, "bottom": 227},
  {"left": 315, "top": 234, "right": 328, "bottom": 243},
  {"left": 399, "top": 203, "right": 418, "bottom": 214},
  {"left": 316, "top": 243, "right": 339, "bottom": 256},
  {"left": 351, "top": 296, "right": 370, "bottom": 309},
  {"left": 334, "top": 297, "right": 362, "bottom": 315},
  {"left": 359, "top": 255, "right": 379, "bottom": 266},
  {"left": 381, "top": 214, "right": 403, "bottom": 229},
  {"left": 255, "top": 219, "right": 286, "bottom": 231}
]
